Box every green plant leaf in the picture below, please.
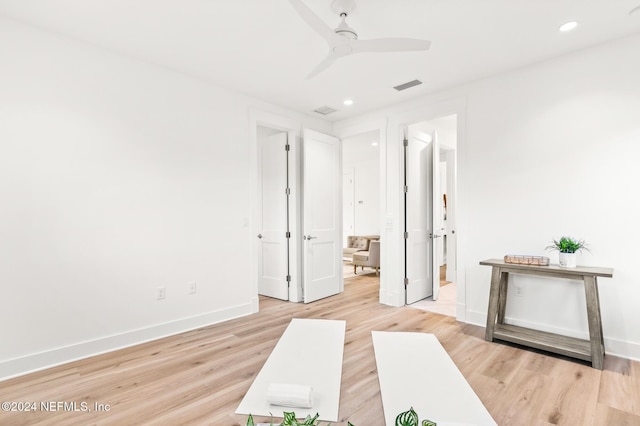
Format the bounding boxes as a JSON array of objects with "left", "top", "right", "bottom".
[
  {"left": 395, "top": 407, "right": 419, "bottom": 426},
  {"left": 545, "top": 236, "right": 588, "bottom": 253},
  {"left": 247, "top": 414, "right": 255, "bottom": 426},
  {"left": 301, "top": 413, "right": 320, "bottom": 425},
  {"left": 422, "top": 420, "right": 437, "bottom": 426},
  {"left": 282, "top": 411, "right": 297, "bottom": 426}
]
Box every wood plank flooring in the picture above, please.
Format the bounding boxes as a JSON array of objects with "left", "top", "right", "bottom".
[{"left": 1, "top": 274, "right": 639, "bottom": 425}]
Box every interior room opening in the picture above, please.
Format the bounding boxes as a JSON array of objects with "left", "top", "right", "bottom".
[
  {"left": 405, "top": 114, "right": 457, "bottom": 317},
  {"left": 342, "top": 130, "right": 381, "bottom": 282}
]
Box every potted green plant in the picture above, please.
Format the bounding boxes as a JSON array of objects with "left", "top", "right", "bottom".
[
  {"left": 246, "top": 407, "right": 437, "bottom": 426},
  {"left": 545, "top": 236, "right": 588, "bottom": 268},
  {"left": 246, "top": 412, "right": 350, "bottom": 426}
]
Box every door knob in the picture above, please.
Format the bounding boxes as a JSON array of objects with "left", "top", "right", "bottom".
[
  {"left": 304, "top": 235, "right": 317, "bottom": 240},
  {"left": 257, "top": 234, "right": 263, "bottom": 239}
]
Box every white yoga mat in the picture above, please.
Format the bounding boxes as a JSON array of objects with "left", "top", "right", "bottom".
[
  {"left": 236, "top": 318, "right": 346, "bottom": 422},
  {"left": 372, "top": 331, "right": 497, "bottom": 426}
]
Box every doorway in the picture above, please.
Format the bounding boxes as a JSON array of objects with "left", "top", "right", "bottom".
[
  {"left": 251, "top": 111, "right": 344, "bottom": 306},
  {"left": 342, "top": 130, "right": 381, "bottom": 280},
  {"left": 404, "top": 115, "right": 457, "bottom": 316}
]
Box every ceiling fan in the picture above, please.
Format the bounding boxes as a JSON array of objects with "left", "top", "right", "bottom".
[{"left": 288, "top": 0, "right": 431, "bottom": 78}]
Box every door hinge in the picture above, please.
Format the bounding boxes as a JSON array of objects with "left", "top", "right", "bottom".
[
  {"left": 285, "top": 187, "right": 291, "bottom": 195},
  {"left": 286, "top": 275, "right": 291, "bottom": 283},
  {"left": 404, "top": 231, "right": 409, "bottom": 239},
  {"left": 286, "top": 231, "right": 291, "bottom": 238},
  {"left": 404, "top": 185, "right": 408, "bottom": 193},
  {"left": 285, "top": 144, "right": 290, "bottom": 151},
  {"left": 404, "top": 277, "right": 409, "bottom": 286},
  {"left": 403, "top": 138, "right": 408, "bottom": 147}
]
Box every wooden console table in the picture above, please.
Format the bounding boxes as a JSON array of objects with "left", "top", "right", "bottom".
[{"left": 480, "top": 259, "right": 613, "bottom": 369}]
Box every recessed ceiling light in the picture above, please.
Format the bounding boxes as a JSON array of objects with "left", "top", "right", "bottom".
[
  {"left": 559, "top": 21, "right": 578, "bottom": 32},
  {"left": 343, "top": 99, "right": 354, "bottom": 106},
  {"left": 371, "top": 142, "right": 378, "bottom": 147}
]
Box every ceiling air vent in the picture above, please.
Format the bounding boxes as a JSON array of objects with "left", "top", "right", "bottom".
[
  {"left": 393, "top": 79, "right": 423, "bottom": 91},
  {"left": 313, "top": 106, "right": 338, "bottom": 115}
]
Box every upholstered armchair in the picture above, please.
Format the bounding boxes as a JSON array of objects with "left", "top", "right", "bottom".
[
  {"left": 343, "top": 236, "right": 371, "bottom": 260},
  {"left": 352, "top": 240, "right": 380, "bottom": 275}
]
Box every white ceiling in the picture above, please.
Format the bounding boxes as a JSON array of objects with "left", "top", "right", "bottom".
[{"left": 1, "top": 0, "right": 639, "bottom": 121}]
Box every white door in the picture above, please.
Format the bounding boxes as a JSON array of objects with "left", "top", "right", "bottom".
[
  {"left": 303, "top": 129, "right": 342, "bottom": 303},
  {"left": 257, "top": 131, "right": 289, "bottom": 300},
  {"left": 431, "top": 132, "right": 442, "bottom": 301},
  {"left": 444, "top": 148, "right": 457, "bottom": 283},
  {"left": 343, "top": 169, "right": 355, "bottom": 247},
  {"left": 405, "top": 130, "right": 433, "bottom": 304}
]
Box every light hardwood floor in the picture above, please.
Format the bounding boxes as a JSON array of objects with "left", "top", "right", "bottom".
[{"left": 2, "top": 274, "right": 639, "bottom": 425}]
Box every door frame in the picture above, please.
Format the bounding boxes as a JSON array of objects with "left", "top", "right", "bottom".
[
  {"left": 333, "top": 119, "right": 387, "bottom": 303},
  {"left": 249, "top": 109, "right": 303, "bottom": 308},
  {"left": 387, "top": 96, "right": 467, "bottom": 321}
]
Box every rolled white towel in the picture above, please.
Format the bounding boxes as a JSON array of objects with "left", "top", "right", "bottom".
[{"left": 266, "top": 383, "right": 313, "bottom": 409}]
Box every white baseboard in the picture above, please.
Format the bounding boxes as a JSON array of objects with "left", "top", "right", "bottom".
[
  {"left": 0, "top": 303, "right": 253, "bottom": 382},
  {"left": 465, "top": 309, "right": 640, "bottom": 362},
  {"left": 380, "top": 288, "right": 403, "bottom": 307},
  {"left": 455, "top": 302, "right": 467, "bottom": 322},
  {"left": 464, "top": 309, "right": 487, "bottom": 329}
]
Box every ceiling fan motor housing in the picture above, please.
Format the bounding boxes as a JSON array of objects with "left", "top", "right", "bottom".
[{"left": 335, "top": 16, "right": 358, "bottom": 39}]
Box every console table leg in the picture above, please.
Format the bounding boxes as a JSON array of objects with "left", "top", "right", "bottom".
[
  {"left": 485, "top": 266, "right": 502, "bottom": 342},
  {"left": 584, "top": 275, "right": 605, "bottom": 370},
  {"left": 497, "top": 271, "right": 509, "bottom": 325}
]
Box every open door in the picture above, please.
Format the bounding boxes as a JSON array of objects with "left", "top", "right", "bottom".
[
  {"left": 405, "top": 130, "right": 433, "bottom": 304},
  {"left": 302, "top": 129, "right": 342, "bottom": 303},
  {"left": 257, "top": 130, "right": 289, "bottom": 301},
  {"left": 431, "top": 132, "right": 442, "bottom": 301}
]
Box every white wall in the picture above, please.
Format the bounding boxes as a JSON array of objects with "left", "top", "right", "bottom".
[
  {"left": 461, "top": 34, "right": 640, "bottom": 360},
  {"left": 0, "top": 17, "right": 330, "bottom": 379},
  {"left": 335, "top": 33, "right": 640, "bottom": 360},
  {"left": 343, "top": 131, "right": 381, "bottom": 236}
]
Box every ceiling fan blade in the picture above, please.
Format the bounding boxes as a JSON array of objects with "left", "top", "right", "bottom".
[
  {"left": 288, "top": 0, "right": 336, "bottom": 44},
  {"left": 306, "top": 52, "right": 339, "bottom": 79},
  {"left": 352, "top": 38, "right": 431, "bottom": 53}
]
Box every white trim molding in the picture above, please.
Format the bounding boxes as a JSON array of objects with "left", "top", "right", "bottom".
[{"left": 0, "top": 304, "right": 253, "bottom": 382}]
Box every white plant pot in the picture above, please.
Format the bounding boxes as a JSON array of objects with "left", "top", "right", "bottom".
[{"left": 558, "top": 252, "right": 577, "bottom": 268}]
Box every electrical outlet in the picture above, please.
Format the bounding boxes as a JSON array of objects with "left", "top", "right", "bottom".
[
  {"left": 157, "top": 287, "right": 166, "bottom": 300},
  {"left": 188, "top": 281, "right": 197, "bottom": 295},
  {"left": 514, "top": 284, "right": 524, "bottom": 297}
]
